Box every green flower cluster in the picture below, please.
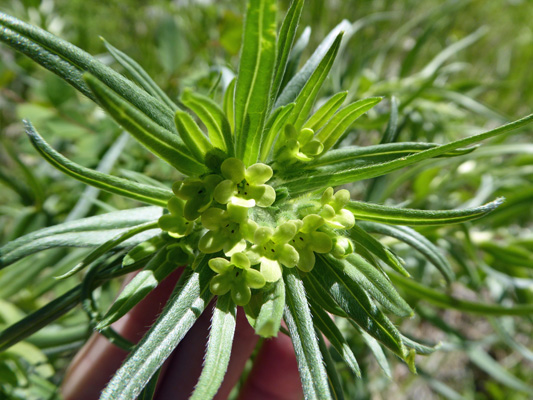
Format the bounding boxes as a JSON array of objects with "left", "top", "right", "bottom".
[{"left": 158, "top": 156, "right": 355, "bottom": 305}]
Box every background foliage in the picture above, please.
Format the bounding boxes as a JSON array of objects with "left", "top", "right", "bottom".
[{"left": 0, "top": 0, "right": 532, "bottom": 399}]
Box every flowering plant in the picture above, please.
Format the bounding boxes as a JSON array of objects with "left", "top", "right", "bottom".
[{"left": 1, "top": 0, "right": 532, "bottom": 399}]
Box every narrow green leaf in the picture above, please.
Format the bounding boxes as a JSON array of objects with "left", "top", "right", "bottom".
[
  {"left": 102, "top": 38, "right": 177, "bottom": 110},
  {"left": 348, "top": 320, "right": 392, "bottom": 378},
  {"left": 283, "top": 268, "right": 331, "bottom": 400},
  {"left": 390, "top": 273, "right": 533, "bottom": 316},
  {"left": 0, "top": 286, "right": 80, "bottom": 352},
  {"left": 97, "top": 249, "right": 180, "bottom": 329},
  {"left": 303, "top": 274, "right": 347, "bottom": 317},
  {"left": 0, "top": 12, "right": 177, "bottom": 133},
  {"left": 303, "top": 91, "right": 347, "bottom": 131},
  {"left": 313, "top": 256, "right": 407, "bottom": 359},
  {"left": 181, "top": 89, "right": 233, "bottom": 154},
  {"left": 278, "top": 26, "right": 310, "bottom": 93},
  {"left": 467, "top": 346, "right": 533, "bottom": 395},
  {"left": 253, "top": 279, "right": 285, "bottom": 338},
  {"left": 347, "top": 198, "right": 503, "bottom": 226},
  {"left": 24, "top": 121, "right": 172, "bottom": 207},
  {"left": 303, "top": 142, "right": 477, "bottom": 170},
  {"left": 316, "top": 330, "right": 345, "bottom": 400},
  {"left": 420, "top": 27, "right": 487, "bottom": 78},
  {"left": 360, "top": 222, "right": 454, "bottom": 282},
  {"left": 401, "top": 334, "right": 440, "bottom": 355},
  {"left": 270, "top": 0, "right": 304, "bottom": 102},
  {"left": 101, "top": 258, "right": 215, "bottom": 400},
  {"left": 343, "top": 254, "right": 413, "bottom": 317},
  {"left": 223, "top": 78, "right": 236, "bottom": 134},
  {"left": 259, "top": 102, "right": 295, "bottom": 162},
  {"left": 174, "top": 110, "right": 213, "bottom": 162},
  {"left": 235, "top": 0, "right": 277, "bottom": 165},
  {"left": 380, "top": 96, "right": 399, "bottom": 144},
  {"left": 309, "top": 298, "right": 360, "bottom": 377},
  {"left": 275, "top": 20, "right": 350, "bottom": 108},
  {"left": 190, "top": 294, "right": 237, "bottom": 400},
  {"left": 58, "top": 221, "right": 159, "bottom": 279},
  {"left": 138, "top": 368, "right": 162, "bottom": 400},
  {"left": 282, "top": 113, "right": 533, "bottom": 194},
  {"left": 1, "top": 207, "right": 162, "bottom": 259},
  {"left": 286, "top": 33, "right": 343, "bottom": 131},
  {"left": 349, "top": 223, "right": 408, "bottom": 276},
  {"left": 84, "top": 74, "right": 206, "bottom": 176},
  {"left": 316, "top": 97, "right": 382, "bottom": 153}
]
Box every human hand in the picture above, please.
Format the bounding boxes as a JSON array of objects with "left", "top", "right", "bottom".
[{"left": 61, "top": 269, "right": 303, "bottom": 400}]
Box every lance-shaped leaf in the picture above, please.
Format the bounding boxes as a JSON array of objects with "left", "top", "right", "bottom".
[
  {"left": 58, "top": 221, "right": 159, "bottom": 279},
  {"left": 305, "top": 142, "right": 476, "bottom": 169},
  {"left": 349, "top": 223, "right": 408, "bottom": 276},
  {"left": 98, "top": 249, "right": 184, "bottom": 329},
  {"left": 312, "top": 256, "right": 407, "bottom": 359},
  {"left": 1, "top": 211, "right": 163, "bottom": 269},
  {"left": 275, "top": 20, "right": 351, "bottom": 109},
  {"left": 303, "top": 91, "right": 347, "bottom": 132},
  {"left": 347, "top": 198, "right": 503, "bottom": 226},
  {"left": 315, "top": 97, "right": 382, "bottom": 153},
  {"left": 0, "top": 12, "right": 176, "bottom": 133},
  {"left": 223, "top": 78, "right": 236, "bottom": 133},
  {"left": 259, "top": 102, "right": 295, "bottom": 162},
  {"left": 181, "top": 89, "right": 233, "bottom": 154},
  {"left": 174, "top": 110, "right": 213, "bottom": 162},
  {"left": 285, "top": 33, "right": 343, "bottom": 131},
  {"left": 270, "top": 0, "right": 304, "bottom": 103},
  {"left": 279, "top": 26, "right": 311, "bottom": 93},
  {"left": 102, "top": 39, "right": 177, "bottom": 110},
  {"left": 341, "top": 254, "right": 413, "bottom": 317},
  {"left": 390, "top": 273, "right": 533, "bottom": 316},
  {"left": 190, "top": 294, "right": 236, "bottom": 400},
  {"left": 348, "top": 320, "right": 392, "bottom": 378},
  {"left": 360, "top": 222, "right": 454, "bottom": 282},
  {"left": 315, "top": 330, "right": 345, "bottom": 400},
  {"left": 234, "top": 0, "right": 277, "bottom": 165},
  {"left": 283, "top": 268, "right": 331, "bottom": 400},
  {"left": 24, "top": 121, "right": 172, "bottom": 207},
  {"left": 309, "top": 298, "right": 360, "bottom": 377},
  {"left": 84, "top": 74, "right": 206, "bottom": 176},
  {"left": 101, "top": 258, "right": 215, "bottom": 400},
  {"left": 282, "top": 112, "right": 533, "bottom": 194}
]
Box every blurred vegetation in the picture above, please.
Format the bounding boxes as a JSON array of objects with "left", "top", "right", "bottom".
[{"left": 0, "top": 0, "right": 532, "bottom": 399}]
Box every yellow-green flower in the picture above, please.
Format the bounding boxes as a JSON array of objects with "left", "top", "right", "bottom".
[
  {"left": 208, "top": 253, "right": 266, "bottom": 306},
  {"left": 157, "top": 197, "right": 193, "bottom": 238},
  {"left": 247, "top": 221, "right": 299, "bottom": 282},
  {"left": 290, "top": 214, "right": 332, "bottom": 272},
  {"left": 213, "top": 158, "right": 276, "bottom": 208}
]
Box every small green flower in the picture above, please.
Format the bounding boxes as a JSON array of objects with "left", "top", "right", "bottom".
[
  {"left": 247, "top": 222, "right": 299, "bottom": 282},
  {"left": 320, "top": 187, "right": 355, "bottom": 229},
  {"left": 208, "top": 253, "right": 266, "bottom": 306},
  {"left": 213, "top": 158, "right": 276, "bottom": 208},
  {"left": 290, "top": 214, "right": 333, "bottom": 272},
  {"left": 199, "top": 203, "right": 257, "bottom": 255},
  {"left": 172, "top": 174, "right": 222, "bottom": 220},
  {"left": 157, "top": 197, "right": 193, "bottom": 238},
  {"left": 331, "top": 236, "right": 355, "bottom": 258},
  {"left": 277, "top": 124, "right": 324, "bottom": 163}
]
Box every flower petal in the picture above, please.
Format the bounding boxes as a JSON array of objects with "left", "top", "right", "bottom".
[
  {"left": 260, "top": 258, "right": 282, "bottom": 282},
  {"left": 245, "top": 163, "right": 273, "bottom": 185},
  {"left": 221, "top": 157, "right": 246, "bottom": 183}
]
